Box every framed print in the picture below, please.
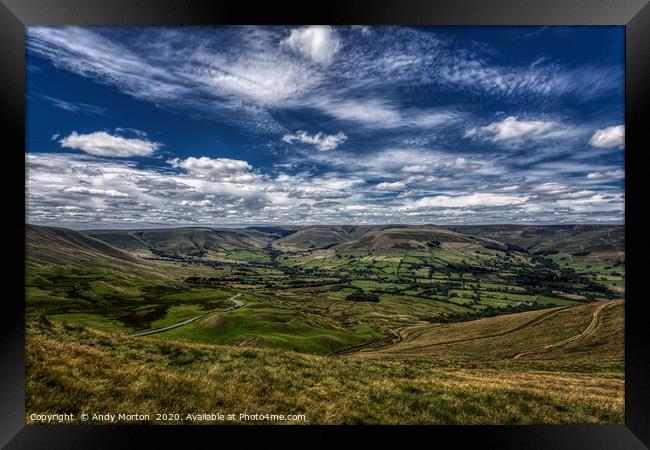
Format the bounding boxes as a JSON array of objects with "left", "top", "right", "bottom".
[{"left": 1, "top": 0, "right": 648, "bottom": 448}]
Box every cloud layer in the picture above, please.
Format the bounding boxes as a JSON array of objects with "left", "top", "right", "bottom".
[{"left": 26, "top": 26, "right": 625, "bottom": 226}]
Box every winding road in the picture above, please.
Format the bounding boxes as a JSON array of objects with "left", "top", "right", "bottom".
[{"left": 129, "top": 293, "right": 243, "bottom": 337}]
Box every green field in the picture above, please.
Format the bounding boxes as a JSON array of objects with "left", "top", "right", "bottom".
[{"left": 25, "top": 223, "right": 625, "bottom": 424}]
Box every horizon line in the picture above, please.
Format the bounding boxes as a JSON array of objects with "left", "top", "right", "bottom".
[{"left": 26, "top": 221, "right": 626, "bottom": 231}]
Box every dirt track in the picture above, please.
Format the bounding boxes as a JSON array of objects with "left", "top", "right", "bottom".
[
  {"left": 338, "top": 304, "right": 575, "bottom": 357},
  {"left": 337, "top": 300, "right": 622, "bottom": 359},
  {"left": 512, "top": 299, "right": 621, "bottom": 359}
]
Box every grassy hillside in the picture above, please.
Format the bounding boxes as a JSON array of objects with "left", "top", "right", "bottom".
[
  {"left": 28, "top": 223, "right": 624, "bottom": 352},
  {"left": 26, "top": 316, "right": 623, "bottom": 425},
  {"left": 447, "top": 225, "right": 624, "bottom": 260},
  {"left": 27, "top": 224, "right": 144, "bottom": 268},
  {"left": 272, "top": 225, "right": 373, "bottom": 250},
  {"left": 26, "top": 225, "right": 239, "bottom": 331},
  {"left": 83, "top": 224, "right": 625, "bottom": 265},
  {"left": 25, "top": 223, "right": 625, "bottom": 424},
  {"left": 85, "top": 227, "right": 276, "bottom": 258},
  {"left": 348, "top": 300, "right": 624, "bottom": 372}
]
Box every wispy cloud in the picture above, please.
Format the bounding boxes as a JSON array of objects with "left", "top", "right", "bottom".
[
  {"left": 466, "top": 115, "right": 583, "bottom": 146},
  {"left": 314, "top": 98, "right": 459, "bottom": 129},
  {"left": 586, "top": 169, "right": 624, "bottom": 180},
  {"left": 27, "top": 26, "right": 622, "bottom": 136},
  {"left": 43, "top": 95, "right": 108, "bottom": 115},
  {"left": 282, "top": 130, "right": 347, "bottom": 151},
  {"left": 26, "top": 26, "right": 624, "bottom": 226},
  {"left": 402, "top": 193, "right": 530, "bottom": 210}
]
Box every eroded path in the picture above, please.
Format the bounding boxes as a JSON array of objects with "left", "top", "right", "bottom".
[
  {"left": 335, "top": 304, "right": 574, "bottom": 357},
  {"left": 512, "top": 299, "right": 621, "bottom": 359}
]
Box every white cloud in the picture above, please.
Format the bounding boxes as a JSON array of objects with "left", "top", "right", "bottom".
[
  {"left": 556, "top": 193, "right": 624, "bottom": 213},
  {"left": 403, "top": 193, "right": 530, "bottom": 210},
  {"left": 62, "top": 187, "right": 130, "bottom": 198},
  {"left": 168, "top": 156, "right": 254, "bottom": 182},
  {"left": 59, "top": 131, "right": 159, "bottom": 157},
  {"left": 316, "top": 99, "right": 458, "bottom": 129},
  {"left": 194, "top": 48, "right": 318, "bottom": 108},
  {"left": 586, "top": 169, "right": 625, "bottom": 180},
  {"left": 589, "top": 125, "right": 624, "bottom": 149},
  {"left": 26, "top": 151, "right": 624, "bottom": 226},
  {"left": 472, "top": 116, "right": 558, "bottom": 142},
  {"left": 401, "top": 164, "right": 429, "bottom": 173},
  {"left": 269, "top": 173, "right": 365, "bottom": 201},
  {"left": 376, "top": 181, "right": 406, "bottom": 191},
  {"left": 282, "top": 26, "right": 341, "bottom": 64},
  {"left": 26, "top": 153, "right": 272, "bottom": 226},
  {"left": 282, "top": 131, "right": 347, "bottom": 151},
  {"left": 532, "top": 182, "right": 570, "bottom": 195},
  {"left": 27, "top": 26, "right": 622, "bottom": 138}
]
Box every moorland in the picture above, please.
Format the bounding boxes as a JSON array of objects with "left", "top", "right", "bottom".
[{"left": 25, "top": 223, "right": 625, "bottom": 424}]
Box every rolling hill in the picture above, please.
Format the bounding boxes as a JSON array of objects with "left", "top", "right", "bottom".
[
  {"left": 26, "top": 224, "right": 145, "bottom": 270},
  {"left": 84, "top": 227, "right": 280, "bottom": 257},
  {"left": 24, "top": 222, "right": 625, "bottom": 425},
  {"left": 336, "top": 225, "right": 485, "bottom": 253},
  {"left": 80, "top": 224, "right": 624, "bottom": 262},
  {"left": 348, "top": 299, "right": 624, "bottom": 371},
  {"left": 446, "top": 225, "right": 624, "bottom": 260},
  {"left": 271, "top": 225, "right": 374, "bottom": 250}
]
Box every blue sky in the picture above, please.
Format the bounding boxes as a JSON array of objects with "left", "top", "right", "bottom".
[{"left": 25, "top": 26, "right": 624, "bottom": 228}]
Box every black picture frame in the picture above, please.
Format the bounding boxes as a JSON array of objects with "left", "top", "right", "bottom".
[{"left": 1, "top": 0, "right": 648, "bottom": 448}]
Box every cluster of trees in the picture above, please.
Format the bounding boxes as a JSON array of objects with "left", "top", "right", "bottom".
[
  {"left": 506, "top": 243, "right": 529, "bottom": 254},
  {"left": 345, "top": 291, "right": 380, "bottom": 302},
  {"left": 432, "top": 302, "right": 548, "bottom": 324},
  {"left": 445, "top": 262, "right": 490, "bottom": 275},
  {"left": 426, "top": 238, "right": 441, "bottom": 249},
  {"left": 264, "top": 243, "right": 283, "bottom": 263}
]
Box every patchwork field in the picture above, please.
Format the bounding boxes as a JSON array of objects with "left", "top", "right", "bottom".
[{"left": 25, "top": 223, "right": 625, "bottom": 424}]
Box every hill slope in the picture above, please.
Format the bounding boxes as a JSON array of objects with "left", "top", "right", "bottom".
[
  {"left": 26, "top": 224, "right": 146, "bottom": 269},
  {"left": 349, "top": 300, "right": 624, "bottom": 371},
  {"left": 272, "top": 225, "right": 374, "bottom": 250},
  {"left": 85, "top": 227, "right": 278, "bottom": 257},
  {"left": 26, "top": 317, "right": 623, "bottom": 424},
  {"left": 446, "top": 225, "right": 624, "bottom": 260},
  {"left": 82, "top": 224, "right": 625, "bottom": 262}
]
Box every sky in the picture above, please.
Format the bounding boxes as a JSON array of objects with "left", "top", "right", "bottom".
[{"left": 25, "top": 26, "right": 625, "bottom": 228}]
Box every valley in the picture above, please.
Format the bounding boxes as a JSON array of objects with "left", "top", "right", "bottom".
[{"left": 25, "top": 223, "right": 625, "bottom": 424}]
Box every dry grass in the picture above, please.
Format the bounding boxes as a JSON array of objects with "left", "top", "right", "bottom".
[
  {"left": 350, "top": 301, "right": 624, "bottom": 372},
  {"left": 26, "top": 315, "right": 623, "bottom": 425}
]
